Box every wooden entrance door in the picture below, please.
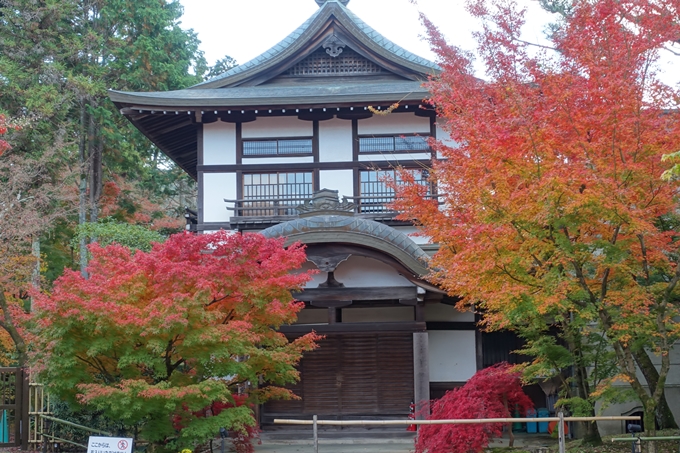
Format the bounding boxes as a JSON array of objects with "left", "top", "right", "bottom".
[{"left": 264, "top": 333, "right": 414, "bottom": 418}]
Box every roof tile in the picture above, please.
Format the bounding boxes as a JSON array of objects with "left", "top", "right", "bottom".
[{"left": 192, "top": 1, "right": 438, "bottom": 88}]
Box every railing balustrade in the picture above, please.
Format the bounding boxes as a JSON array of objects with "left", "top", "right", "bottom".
[{"left": 225, "top": 194, "right": 441, "bottom": 218}]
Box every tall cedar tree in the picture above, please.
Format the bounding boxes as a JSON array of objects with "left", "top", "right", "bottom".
[
  {"left": 0, "top": 0, "right": 210, "bottom": 277},
  {"left": 33, "top": 231, "right": 319, "bottom": 450},
  {"left": 415, "top": 363, "right": 533, "bottom": 453},
  {"left": 394, "top": 0, "right": 680, "bottom": 446}
]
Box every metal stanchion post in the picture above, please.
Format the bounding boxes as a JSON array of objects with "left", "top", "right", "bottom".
[
  {"left": 313, "top": 415, "right": 318, "bottom": 453},
  {"left": 628, "top": 424, "right": 642, "bottom": 453},
  {"left": 219, "top": 427, "right": 227, "bottom": 453}
]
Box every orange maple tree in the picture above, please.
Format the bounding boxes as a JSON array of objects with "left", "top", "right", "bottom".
[
  {"left": 33, "top": 231, "right": 318, "bottom": 450},
  {"left": 395, "top": 0, "right": 680, "bottom": 441}
]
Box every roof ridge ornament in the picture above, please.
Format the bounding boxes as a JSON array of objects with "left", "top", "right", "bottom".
[
  {"left": 315, "top": 0, "right": 350, "bottom": 7},
  {"left": 297, "top": 189, "right": 356, "bottom": 217},
  {"left": 322, "top": 33, "right": 347, "bottom": 57}
]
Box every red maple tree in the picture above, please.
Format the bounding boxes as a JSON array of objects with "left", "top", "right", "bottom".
[
  {"left": 415, "top": 363, "right": 533, "bottom": 453},
  {"left": 33, "top": 231, "right": 319, "bottom": 450}
]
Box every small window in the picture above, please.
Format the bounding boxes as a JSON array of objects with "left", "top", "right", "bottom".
[
  {"left": 358, "top": 135, "right": 430, "bottom": 153},
  {"left": 243, "top": 138, "right": 313, "bottom": 156}
]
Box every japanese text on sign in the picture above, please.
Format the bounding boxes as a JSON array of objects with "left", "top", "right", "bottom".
[{"left": 87, "top": 436, "right": 133, "bottom": 453}]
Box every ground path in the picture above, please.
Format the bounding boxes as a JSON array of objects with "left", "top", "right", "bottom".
[{"left": 252, "top": 433, "right": 558, "bottom": 452}]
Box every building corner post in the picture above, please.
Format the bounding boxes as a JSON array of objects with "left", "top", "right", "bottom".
[{"left": 413, "top": 331, "right": 430, "bottom": 420}]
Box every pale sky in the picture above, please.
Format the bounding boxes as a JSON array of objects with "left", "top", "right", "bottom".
[
  {"left": 178, "top": 0, "right": 677, "bottom": 84},
  {"left": 178, "top": 0, "right": 555, "bottom": 74}
]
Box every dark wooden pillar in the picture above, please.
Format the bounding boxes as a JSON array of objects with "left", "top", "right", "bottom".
[
  {"left": 413, "top": 332, "right": 430, "bottom": 419},
  {"left": 328, "top": 307, "right": 342, "bottom": 324}
]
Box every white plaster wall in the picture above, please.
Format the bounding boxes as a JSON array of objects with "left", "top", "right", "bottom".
[
  {"left": 342, "top": 306, "right": 414, "bottom": 323},
  {"left": 203, "top": 172, "right": 237, "bottom": 222},
  {"left": 358, "top": 152, "right": 432, "bottom": 162},
  {"left": 319, "top": 118, "right": 353, "bottom": 162},
  {"left": 333, "top": 255, "right": 414, "bottom": 288},
  {"left": 358, "top": 113, "right": 430, "bottom": 135},
  {"left": 319, "top": 169, "right": 354, "bottom": 199},
  {"left": 429, "top": 331, "right": 477, "bottom": 382},
  {"left": 435, "top": 124, "right": 459, "bottom": 159},
  {"left": 241, "top": 156, "right": 315, "bottom": 165},
  {"left": 393, "top": 226, "right": 431, "bottom": 246},
  {"left": 242, "top": 116, "right": 313, "bottom": 138},
  {"left": 425, "top": 304, "right": 475, "bottom": 322},
  {"left": 203, "top": 122, "right": 236, "bottom": 165},
  {"left": 295, "top": 261, "right": 327, "bottom": 288}
]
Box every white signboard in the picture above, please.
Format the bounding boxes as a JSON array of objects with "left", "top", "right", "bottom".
[{"left": 88, "top": 436, "right": 133, "bottom": 453}]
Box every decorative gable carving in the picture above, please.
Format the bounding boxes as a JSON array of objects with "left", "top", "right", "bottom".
[
  {"left": 322, "top": 33, "right": 346, "bottom": 57},
  {"left": 284, "top": 47, "right": 383, "bottom": 76}
]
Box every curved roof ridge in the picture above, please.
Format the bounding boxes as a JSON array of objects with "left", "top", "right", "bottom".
[
  {"left": 191, "top": 1, "right": 439, "bottom": 89},
  {"left": 260, "top": 214, "right": 430, "bottom": 276},
  {"left": 191, "top": 8, "right": 323, "bottom": 89}
]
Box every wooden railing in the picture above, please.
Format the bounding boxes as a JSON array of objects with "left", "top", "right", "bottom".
[
  {"left": 275, "top": 414, "right": 641, "bottom": 453},
  {"left": 225, "top": 196, "right": 310, "bottom": 217},
  {"left": 225, "top": 194, "right": 441, "bottom": 218}
]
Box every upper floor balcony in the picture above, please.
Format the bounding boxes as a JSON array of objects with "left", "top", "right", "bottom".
[{"left": 222, "top": 190, "right": 439, "bottom": 231}]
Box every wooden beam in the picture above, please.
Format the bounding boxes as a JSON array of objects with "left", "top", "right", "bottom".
[
  {"left": 294, "top": 286, "right": 417, "bottom": 302},
  {"left": 311, "top": 300, "right": 353, "bottom": 308},
  {"left": 280, "top": 321, "right": 426, "bottom": 335},
  {"left": 426, "top": 322, "right": 477, "bottom": 331}
]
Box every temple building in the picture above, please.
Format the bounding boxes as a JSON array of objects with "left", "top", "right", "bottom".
[{"left": 110, "top": 0, "right": 525, "bottom": 426}]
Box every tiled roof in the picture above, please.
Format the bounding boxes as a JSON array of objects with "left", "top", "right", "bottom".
[
  {"left": 260, "top": 214, "right": 430, "bottom": 276},
  {"left": 110, "top": 81, "right": 429, "bottom": 107},
  {"left": 191, "top": 9, "right": 323, "bottom": 88},
  {"left": 191, "top": 0, "right": 439, "bottom": 89}
]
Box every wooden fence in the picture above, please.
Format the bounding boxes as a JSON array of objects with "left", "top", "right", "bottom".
[{"left": 275, "top": 414, "right": 642, "bottom": 453}]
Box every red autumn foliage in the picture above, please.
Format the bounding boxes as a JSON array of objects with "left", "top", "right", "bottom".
[
  {"left": 395, "top": 0, "right": 680, "bottom": 436},
  {"left": 0, "top": 114, "right": 16, "bottom": 156},
  {"left": 415, "top": 363, "right": 533, "bottom": 453},
  {"left": 33, "top": 231, "right": 319, "bottom": 448}
]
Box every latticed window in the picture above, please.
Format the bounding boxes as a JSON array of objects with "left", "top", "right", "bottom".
[
  {"left": 358, "top": 135, "right": 430, "bottom": 153},
  {"left": 359, "top": 169, "right": 430, "bottom": 214},
  {"left": 285, "top": 48, "right": 383, "bottom": 76},
  {"left": 241, "top": 172, "right": 314, "bottom": 216},
  {"left": 243, "top": 138, "right": 313, "bottom": 156}
]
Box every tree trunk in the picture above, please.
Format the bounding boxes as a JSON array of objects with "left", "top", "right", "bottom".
[
  {"left": 503, "top": 394, "right": 514, "bottom": 447},
  {"left": 633, "top": 348, "right": 677, "bottom": 429},
  {"left": 565, "top": 322, "right": 603, "bottom": 445},
  {"left": 0, "top": 291, "right": 27, "bottom": 367},
  {"left": 644, "top": 407, "right": 657, "bottom": 453},
  {"left": 78, "top": 102, "right": 89, "bottom": 277},
  {"left": 89, "top": 126, "right": 102, "bottom": 224},
  {"left": 28, "top": 237, "right": 40, "bottom": 312},
  {"left": 573, "top": 360, "right": 603, "bottom": 445}
]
